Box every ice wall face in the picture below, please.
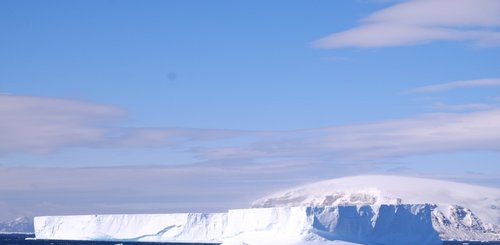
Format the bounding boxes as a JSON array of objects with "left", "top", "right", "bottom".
[
  {"left": 34, "top": 204, "right": 499, "bottom": 244},
  {"left": 223, "top": 205, "right": 441, "bottom": 245},
  {"left": 34, "top": 213, "right": 227, "bottom": 243},
  {"left": 223, "top": 206, "right": 313, "bottom": 244}
]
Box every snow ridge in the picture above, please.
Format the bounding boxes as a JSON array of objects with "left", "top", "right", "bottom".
[{"left": 432, "top": 205, "right": 500, "bottom": 241}]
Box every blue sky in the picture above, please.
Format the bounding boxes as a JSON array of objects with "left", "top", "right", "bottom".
[{"left": 1, "top": 0, "right": 500, "bottom": 221}]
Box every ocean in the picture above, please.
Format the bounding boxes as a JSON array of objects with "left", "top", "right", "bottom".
[
  {"left": 0, "top": 234, "right": 219, "bottom": 245},
  {"left": 1, "top": 234, "right": 499, "bottom": 245}
]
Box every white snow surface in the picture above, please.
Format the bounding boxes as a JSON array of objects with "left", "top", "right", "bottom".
[{"left": 34, "top": 175, "right": 500, "bottom": 244}]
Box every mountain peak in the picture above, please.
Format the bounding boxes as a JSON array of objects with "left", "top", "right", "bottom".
[{"left": 0, "top": 216, "right": 34, "bottom": 233}]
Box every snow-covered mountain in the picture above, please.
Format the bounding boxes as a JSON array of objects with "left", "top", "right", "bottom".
[
  {"left": 34, "top": 175, "right": 500, "bottom": 244},
  {"left": 250, "top": 175, "right": 500, "bottom": 243},
  {"left": 0, "top": 216, "right": 34, "bottom": 233},
  {"left": 252, "top": 175, "right": 500, "bottom": 226}
]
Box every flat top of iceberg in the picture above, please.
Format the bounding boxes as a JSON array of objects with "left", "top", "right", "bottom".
[{"left": 252, "top": 175, "right": 500, "bottom": 225}]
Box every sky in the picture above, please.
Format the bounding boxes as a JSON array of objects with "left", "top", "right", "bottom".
[{"left": 1, "top": 0, "right": 500, "bottom": 222}]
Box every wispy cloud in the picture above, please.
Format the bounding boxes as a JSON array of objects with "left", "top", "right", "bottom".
[
  {"left": 432, "top": 102, "right": 496, "bottom": 111},
  {"left": 0, "top": 94, "right": 242, "bottom": 156},
  {"left": 194, "top": 109, "right": 500, "bottom": 161},
  {"left": 313, "top": 0, "right": 500, "bottom": 48},
  {"left": 0, "top": 94, "right": 123, "bottom": 155},
  {"left": 407, "top": 78, "right": 500, "bottom": 93}
]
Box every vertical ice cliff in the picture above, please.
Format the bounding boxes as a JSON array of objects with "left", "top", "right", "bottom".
[
  {"left": 35, "top": 213, "right": 227, "bottom": 243},
  {"left": 222, "top": 205, "right": 442, "bottom": 245}
]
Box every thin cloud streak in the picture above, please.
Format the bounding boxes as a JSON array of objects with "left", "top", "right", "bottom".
[
  {"left": 0, "top": 94, "right": 123, "bottom": 155},
  {"left": 313, "top": 0, "right": 500, "bottom": 48},
  {"left": 0, "top": 94, "right": 245, "bottom": 156},
  {"left": 432, "top": 102, "right": 496, "bottom": 111},
  {"left": 407, "top": 78, "right": 500, "bottom": 93},
  {"left": 195, "top": 110, "right": 500, "bottom": 161}
]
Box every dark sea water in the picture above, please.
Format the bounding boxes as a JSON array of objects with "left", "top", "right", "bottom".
[
  {"left": 1, "top": 233, "right": 499, "bottom": 245},
  {"left": 0, "top": 234, "right": 220, "bottom": 245}
]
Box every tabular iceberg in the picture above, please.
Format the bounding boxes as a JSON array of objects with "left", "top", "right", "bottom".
[
  {"left": 35, "top": 213, "right": 227, "bottom": 243},
  {"left": 34, "top": 175, "right": 500, "bottom": 244}
]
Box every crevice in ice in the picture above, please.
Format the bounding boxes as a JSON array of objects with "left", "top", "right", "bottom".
[{"left": 125, "top": 225, "right": 177, "bottom": 241}]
